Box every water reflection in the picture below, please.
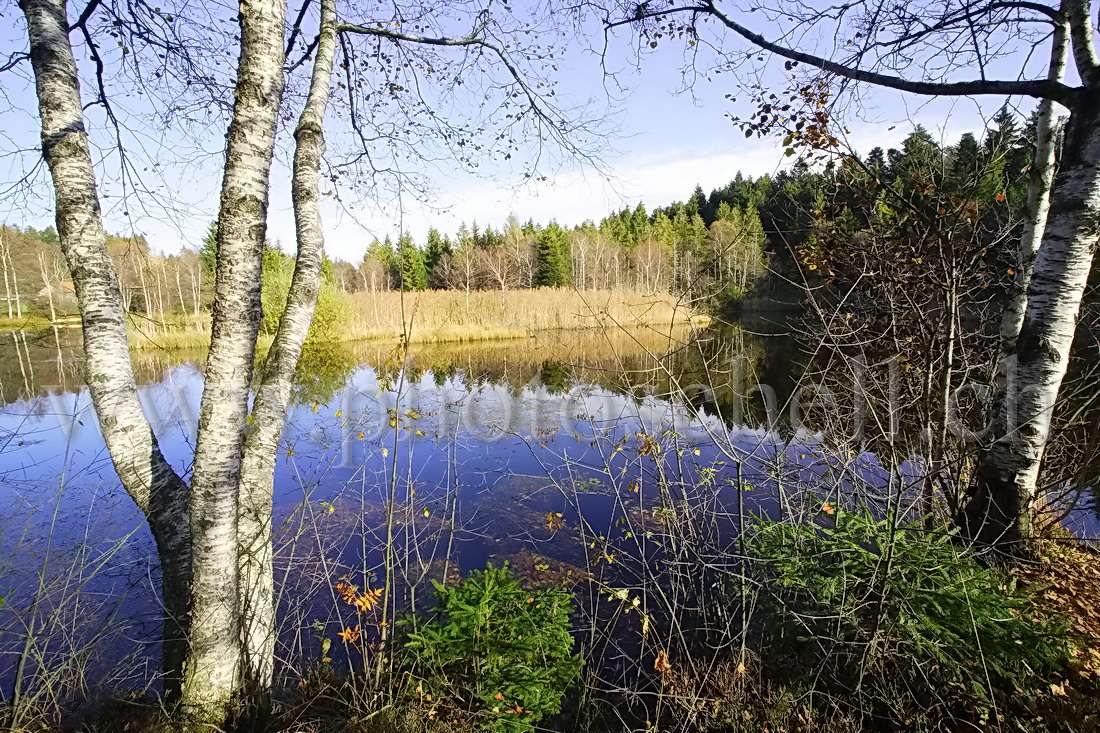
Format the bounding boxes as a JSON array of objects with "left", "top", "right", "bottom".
[{"left": 4, "top": 322, "right": 1084, "bottom": 701}]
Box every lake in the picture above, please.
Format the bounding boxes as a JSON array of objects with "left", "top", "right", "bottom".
[{"left": 0, "top": 316, "right": 1095, "bottom": 704}]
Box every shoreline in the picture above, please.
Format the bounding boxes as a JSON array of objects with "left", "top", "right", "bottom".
[{"left": 123, "top": 314, "right": 712, "bottom": 352}]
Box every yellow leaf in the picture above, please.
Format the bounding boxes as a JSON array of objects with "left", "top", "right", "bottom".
[
  {"left": 423, "top": 507, "right": 431, "bottom": 518},
  {"left": 381, "top": 447, "right": 389, "bottom": 458},
  {"left": 335, "top": 410, "right": 343, "bottom": 417}
]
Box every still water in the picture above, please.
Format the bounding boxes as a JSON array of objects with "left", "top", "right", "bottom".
[{"left": 0, "top": 319, "right": 1093, "bottom": 699}]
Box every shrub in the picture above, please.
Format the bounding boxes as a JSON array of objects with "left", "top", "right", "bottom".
[
  {"left": 749, "top": 502, "right": 1072, "bottom": 718},
  {"left": 400, "top": 563, "right": 582, "bottom": 732},
  {"left": 260, "top": 246, "right": 352, "bottom": 344}
]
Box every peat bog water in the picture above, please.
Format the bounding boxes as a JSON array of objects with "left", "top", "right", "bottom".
[{"left": 0, "top": 315, "right": 1096, "bottom": 695}]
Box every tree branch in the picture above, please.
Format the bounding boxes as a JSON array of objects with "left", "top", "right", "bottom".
[
  {"left": 335, "top": 17, "right": 490, "bottom": 46},
  {"left": 67, "top": 0, "right": 102, "bottom": 32},
  {"left": 619, "top": 1, "right": 1080, "bottom": 103},
  {"left": 1064, "top": 0, "right": 1100, "bottom": 85}
]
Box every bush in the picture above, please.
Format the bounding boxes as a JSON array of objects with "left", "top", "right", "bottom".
[
  {"left": 260, "top": 246, "right": 352, "bottom": 344},
  {"left": 400, "top": 563, "right": 582, "bottom": 732},
  {"left": 749, "top": 502, "right": 1073, "bottom": 720}
]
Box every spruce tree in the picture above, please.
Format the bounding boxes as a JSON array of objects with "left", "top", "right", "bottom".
[
  {"left": 535, "top": 222, "right": 571, "bottom": 287},
  {"left": 424, "top": 227, "right": 450, "bottom": 287},
  {"left": 398, "top": 235, "right": 428, "bottom": 291}
]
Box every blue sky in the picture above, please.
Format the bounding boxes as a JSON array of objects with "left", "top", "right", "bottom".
[{"left": 0, "top": 1, "right": 1045, "bottom": 262}]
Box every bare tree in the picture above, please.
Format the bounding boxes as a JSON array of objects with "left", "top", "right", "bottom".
[
  {"left": 605, "top": 0, "right": 1100, "bottom": 558},
  {"left": 17, "top": 0, "right": 595, "bottom": 724}
]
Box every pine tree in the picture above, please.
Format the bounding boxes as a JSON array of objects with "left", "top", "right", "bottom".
[
  {"left": 424, "top": 227, "right": 450, "bottom": 288},
  {"left": 535, "top": 222, "right": 571, "bottom": 287},
  {"left": 398, "top": 235, "right": 428, "bottom": 291}
]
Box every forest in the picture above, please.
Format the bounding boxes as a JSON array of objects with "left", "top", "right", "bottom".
[{"left": 2, "top": 108, "right": 1034, "bottom": 324}]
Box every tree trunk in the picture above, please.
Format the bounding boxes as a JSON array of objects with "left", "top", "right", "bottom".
[
  {"left": 966, "top": 96, "right": 1100, "bottom": 556},
  {"left": 37, "top": 251, "right": 58, "bottom": 322},
  {"left": 1, "top": 226, "right": 12, "bottom": 319},
  {"left": 238, "top": 0, "right": 337, "bottom": 697},
  {"left": 181, "top": 0, "right": 286, "bottom": 721},
  {"left": 997, "top": 19, "right": 1069, "bottom": 366},
  {"left": 18, "top": 0, "right": 192, "bottom": 700}
]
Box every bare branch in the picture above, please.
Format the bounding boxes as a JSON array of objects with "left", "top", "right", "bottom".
[
  {"left": 701, "top": 0, "right": 1078, "bottom": 101},
  {"left": 1064, "top": 0, "right": 1100, "bottom": 84},
  {"left": 614, "top": 0, "right": 1081, "bottom": 103}
]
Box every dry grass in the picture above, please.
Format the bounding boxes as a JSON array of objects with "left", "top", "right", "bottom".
[
  {"left": 124, "top": 289, "right": 706, "bottom": 352},
  {"left": 348, "top": 287, "right": 708, "bottom": 343}
]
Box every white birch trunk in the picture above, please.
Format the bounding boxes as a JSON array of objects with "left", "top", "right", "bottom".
[
  {"left": 968, "top": 99, "right": 1100, "bottom": 554},
  {"left": 997, "top": 18, "right": 1069, "bottom": 365},
  {"left": 238, "top": 0, "right": 338, "bottom": 694},
  {"left": 1, "top": 227, "right": 12, "bottom": 319},
  {"left": 18, "top": 0, "right": 192, "bottom": 700},
  {"left": 181, "top": 0, "right": 286, "bottom": 720}
]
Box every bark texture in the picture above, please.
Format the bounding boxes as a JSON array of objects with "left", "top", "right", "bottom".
[
  {"left": 238, "top": 0, "right": 338, "bottom": 693},
  {"left": 997, "top": 14, "right": 1069, "bottom": 366},
  {"left": 967, "top": 93, "right": 1100, "bottom": 555},
  {"left": 18, "top": 0, "right": 192, "bottom": 699},
  {"left": 181, "top": 0, "right": 286, "bottom": 720}
]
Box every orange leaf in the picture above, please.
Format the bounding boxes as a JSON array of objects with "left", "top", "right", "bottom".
[{"left": 654, "top": 649, "right": 672, "bottom": 673}]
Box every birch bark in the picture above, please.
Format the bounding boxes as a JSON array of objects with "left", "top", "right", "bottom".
[
  {"left": 238, "top": 0, "right": 338, "bottom": 693},
  {"left": 968, "top": 93, "right": 1100, "bottom": 554},
  {"left": 181, "top": 0, "right": 286, "bottom": 719},
  {"left": 997, "top": 16, "right": 1069, "bottom": 366},
  {"left": 18, "top": 0, "right": 192, "bottom": 699}
]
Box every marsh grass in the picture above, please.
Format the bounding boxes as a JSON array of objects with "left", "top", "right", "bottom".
[
  {"left": 348, "top": 287, "right": 706, "bottom": 343},
  {"left": 123, "top": 287, "right": 706, "bottom": 352}
]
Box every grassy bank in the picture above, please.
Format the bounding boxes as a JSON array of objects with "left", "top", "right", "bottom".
[
  {"left": 350, "top": 287, "right": 707, "bottom": 343},
  {"left": 126, "top": 287, "right": 708, "bottom": 351}
]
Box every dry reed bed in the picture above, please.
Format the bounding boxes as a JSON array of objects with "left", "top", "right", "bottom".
[
  {"left": 348, "top": 287, "right": 708, "bottom": 343},
  {"left": 124, "top": 288, "right": 707, "bottom": 351}
]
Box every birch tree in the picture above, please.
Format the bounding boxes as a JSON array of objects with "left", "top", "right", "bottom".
[
  {"left": 18, "top": 0, "right": 194, "bottom": 708},
  {"left": 17, "top": 0, "right": 593, "bottom": 725},
  {"left": 604, "top": 0, "right": 1100, "bottom": 558}
]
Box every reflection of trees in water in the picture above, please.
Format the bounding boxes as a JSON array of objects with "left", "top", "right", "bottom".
[
  {"left": 0, "top": 329, "right": 82, "bottom": 405},
  {"left": 290, "top": 343, "right": 359, "bottom": 407},
  {"left": 350, "top": 325, "right": 770, "bottom": 424},
  {"left": 0, "top": 325, "right": 778, "bottom": 433},
  {"left": 538, "top": 361, "right": 573, "bottom": 394}
]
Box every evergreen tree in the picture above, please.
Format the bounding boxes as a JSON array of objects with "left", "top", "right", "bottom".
[
  {"left": 398, "top": 235, "right": 428, "bottom": 291},
  {"left": 651, "top": 211, "right": 675, "bottom": 248},
  {"left": 686, "top": 184, "right": 706, "bottom": 216},
  {"left": 199, "top": 222, "right": 219, "bottom": 281},
  {"left": 535, "top": 222, "right": 571, "bottom": 287},
  {"left": 628, "top": 203, "right": 650, "bottom": 248},
  {"left": 951, "top": 132, "right": 988, "bottom": 193},
  {"left": 424, "top": 227, "right": 450, "bottom": 288}
]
